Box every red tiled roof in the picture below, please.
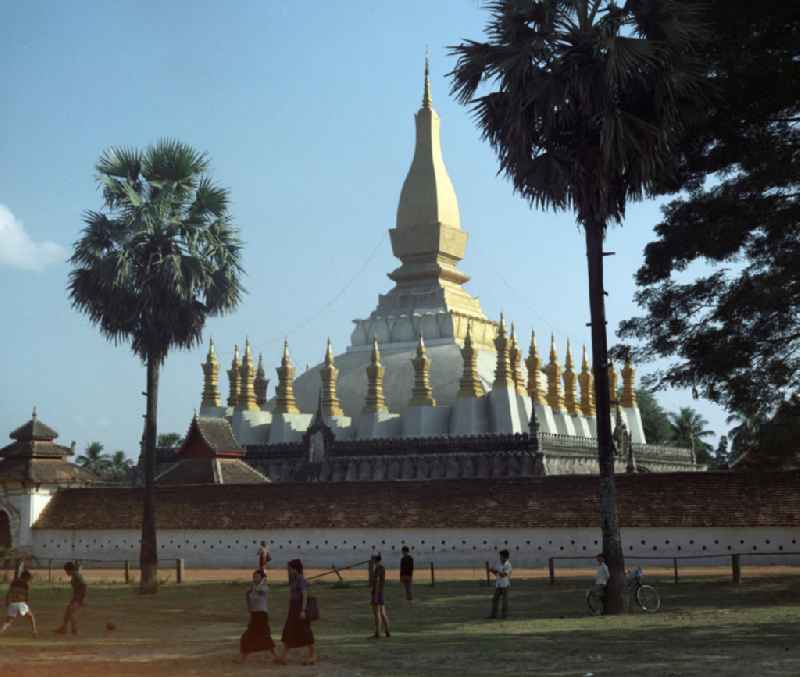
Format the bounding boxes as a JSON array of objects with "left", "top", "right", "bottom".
[{"left": 32, "top": 471, "right": 800, "bottom": 530}]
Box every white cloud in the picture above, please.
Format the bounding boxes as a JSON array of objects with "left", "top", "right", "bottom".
[{"left": 0, "top": 204, "right": 66, "bottom": 271}]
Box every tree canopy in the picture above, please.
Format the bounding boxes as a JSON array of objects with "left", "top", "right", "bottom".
[{"left": 618, "top": 1, "right": 800, "bottom": 417}]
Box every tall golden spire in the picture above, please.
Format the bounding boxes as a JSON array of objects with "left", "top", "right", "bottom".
[
  {"left": 364, "top": 337, "right": 388, "bottom": 413},
  {"left": 509, "top": 323, "right": 527, "bottom": 396},
  {"left": 563, "top": 340, "right": 579, "bottom": 415},
  {"left": 320, "top": 339, "right": 344, "bottom": 417},
  {"left": 274, "top": 339, "right": 300, "bottom": 414},
  {"left": 458, "top": 322, "right": 486, "bottom": 398},
  {"left": 201, "top": 338, "right": 221, "bottom": 408},
  {"left": 608, "top": 361, "right": 619, "bottom": 404},
  {"left": 546, "top": 334, "right": 565, "bottom": 412},
  {"left": 621, "top": 352, "right": 637, "bottom": 407},
  {"left": 525, "top": 331, "right": 547, "bottom": 405},
  {"left": 492, "top": 314, "right": 514, "bottom": 388},
  {"left": 579, "top": 345, "right": 596, "bottom": 416},
  {"left": 238, "top": 338, "right": 260, "bottom": 411},
  {"left": 254, "top": 353, "right": 268, "bottom": 408},
  {"left": 409, "top": 335, "right": 436, "bottom": 406},
  {"left": 227, "top": 344, "right": 242, "bottom": 408}
]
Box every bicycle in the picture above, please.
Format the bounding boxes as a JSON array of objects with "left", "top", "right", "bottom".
[{"left": 586, "top": 567, "right": 661, "bottom": 615}]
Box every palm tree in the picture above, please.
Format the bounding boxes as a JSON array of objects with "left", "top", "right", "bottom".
[
  {"left": 668, "top": 407, "right": 714, "bottom": 462},
  {"left": 75, "top": 441, "right": 110, "bottom": 474},
  {"left": 68, "top": 139, "right": 243, "bottom": 593},
  {"left": 450, "top": 0, "right": 704, "bottom": 613},
  {"left": 106, "top": 450, "right": 134, "bottom": 483}
]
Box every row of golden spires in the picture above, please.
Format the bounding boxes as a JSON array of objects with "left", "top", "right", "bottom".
[{"left": 200, "top": 317, "right": 637, "bottom": 418}]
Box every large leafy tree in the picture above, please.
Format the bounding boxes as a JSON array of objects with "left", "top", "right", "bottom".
[
  {"left": 636, "top": 388, "right": 671, "bottom": 444},
  {"left": 618, "top": 1, "right": 800, "bottom": 418},
  {"left": 450, "top": 0, "right": 703, "bottom": 613},
  {"left": 68, "top": 140, "right": 243, "bottom": 593},
  {"left": 157, "top": 433, "right": 183, "bottom": 448},
  {"left": 667, "top": 407, "right": 714, "bottom": 464}
]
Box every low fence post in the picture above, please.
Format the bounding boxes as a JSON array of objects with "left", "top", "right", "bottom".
[
  {"left": 48, "top": 559, "right": 53, "bottom": 584},
  {"left": 673, "top": 558, "right": 679, "bottom": 584},
  {"left": 548, "top": 557, "right": 555, "bottom": 585},
  {"left": 176, "top": 558, "right": 184, "bottom": 584},
  {"left": 430, "top": 561, "right": 436, "bottom": 587},
  {"left": 485, "top": 561, "right": 491, "bottom": 587},
  {"left": 368, "top": 557, "right": 375, "bottom": 586},
  {"left": 732, "top": 554, "right": 741, "bottom": 585},
  {"left": 124, "top": 560, "right": 130, "bottom": 584}
]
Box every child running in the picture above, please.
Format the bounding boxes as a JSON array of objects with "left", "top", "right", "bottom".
[
  {"left": 0, "top": 570, "right": 37, "bottom": 637},
  {"left": 55, "top": 561, "right": 87, "bottom": 635}
]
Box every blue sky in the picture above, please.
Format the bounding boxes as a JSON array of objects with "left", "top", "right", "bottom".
[{"left": 0, "top": 0, "right": 727, "bottom": 457}]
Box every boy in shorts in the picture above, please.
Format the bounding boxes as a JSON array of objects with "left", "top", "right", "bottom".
[
  {"left": 370, "top": 553, "right": 390, "bottom": 638},
  {"left": 1, "top": 570, "right": 37, "bottom": 637}
]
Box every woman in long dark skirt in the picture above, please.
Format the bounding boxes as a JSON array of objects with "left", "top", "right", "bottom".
[
  {"left": 275, "top": 559, "right": 316, "bottom": 665},
  {"left": 238, "top": 570, "right": 277, "bottom": 663}
]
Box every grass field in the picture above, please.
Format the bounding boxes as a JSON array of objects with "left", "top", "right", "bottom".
[{"left": 1, "top": 570, "right": 799, "bottom": 676}]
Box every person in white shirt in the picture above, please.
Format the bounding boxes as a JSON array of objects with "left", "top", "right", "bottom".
[
  {"left": 592, "top": 553, "right": 610, "bottom": 596},
  {"left": 487, "top": 549, "right": 512, "bottom": 619}
]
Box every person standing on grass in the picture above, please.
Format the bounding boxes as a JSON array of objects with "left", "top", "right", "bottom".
[
  {"left": 55, "top": 561, "right": 87, "bottom": 635},
  {"left": 0, "top": 570, "right": 37, "bottom": 637},
  {"left": 592, "top": 553, "right": 610, "bottom": 600},
  {"left": 370, "top": 553, "right": 390, "bottom": 638},
  {"left": 399, "top": 546, "right": 414, "bottom": 603},
  {"left": 237, "top": 570, "right": 277, "bottom": 663},
  {"left": 487, "top": 549, "right": 512, "bottom": 619},
  {"left": 256, "top": 540, "right": 271, "bottom": 576},
  {"left": 276, "top": 559, "right": 316, "bottom": 666}
]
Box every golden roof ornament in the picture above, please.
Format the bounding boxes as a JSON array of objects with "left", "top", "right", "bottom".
[
  {"left": 608, "top": 361, "right": 619, "bottom": 404},
  {"left": 621, "top": 352, "right": 637, "bottom": 408},
  {"left": 227, "top": 344, "right": 242, "bottom": 408},
  {"left": 579, "top": 344, "right": 596, "bottom": 416},
  {"left": 201, "top": 338, "right": 221, "bottom": 408},
  {"left": 238, "top": 338, "right": 260, "bottom": 411},
  {"left": 509, "top": 323, "right": 527, "bottom": 396},
  {"left": 320, "top": 338, "right": 344, "bottom": 417},
  {"left": 274, "top": 339, "right": 300, "bottom": 414},
  {"left": 493, "top": 313, "right": 514, "bottom": 388},
  {"left": 525, "top": 331, "right": 547, "bottom": 406},
  {"left": 458, "top": 322, "right": 486, "bottom": 398},
  {"left": 546, "top": 334, "right": 565, "bottom": 412},
  {"left": 363, "top": 337, "right": 388, "bottom": 413},
  {"left": 254, "top": 353, "right": 269, "bottom": 408},
  {"left": 409, "top": 335, "right": 436, "bottom": 407},
  {"left": 563, "top": 340, "right": 579, "bottom": 416}
]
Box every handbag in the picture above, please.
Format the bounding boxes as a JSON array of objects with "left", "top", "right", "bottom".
[{"left": 305, "top": 595, "right": 320, "bottom": 622}]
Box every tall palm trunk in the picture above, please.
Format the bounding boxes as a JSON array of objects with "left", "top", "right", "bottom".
[
  {"left": 585, "top": 223, "right": 626, "bottom": 614},
  {"left": 140, "top": 354, "right": 160, "bottom": 593}
]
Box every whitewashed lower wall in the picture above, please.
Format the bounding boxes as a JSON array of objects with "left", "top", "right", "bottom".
[{"left": 29, "top": 526, "right": 800, "bottom": 568}]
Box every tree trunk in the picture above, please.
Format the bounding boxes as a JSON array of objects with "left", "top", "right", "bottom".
[
  {"left": 140, "top": 355, "right": 160, "bottom": 594},
  {"left": 585, "top": 223, "right": 626, "bottom": 614}
]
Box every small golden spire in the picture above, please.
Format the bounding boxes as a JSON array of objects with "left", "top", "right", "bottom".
[
  {"left": 621, "top": 351, "right": 637, "bottom": 407},
  {"left": 563, "top": 340, "right": 579, "bottom": 415},
  {"left": 201, "top": 338, "right": 221, "bottom": 408},
  {"left": 525, "top": 331, "right": 547, "bottom": 405},
  {"left": 509, "top": 323, "right": 527, "bottom": 396},
  {"left": 274, "top": 339, "right": 300, "bottom": 414},
  {"left": 254, "top": 352, "right": 269, "bottom": 408},
  {"left": 579, "top": 344, "right": 596, "bottom": 416},
  {"left": 238, "top": 338, "right": 260, "bottom": 411},
  {"left": 608, "top": 360, "right": 619, "bottom": 404},
  {"left": 227, "top": 344, "right": 242, "bottom": 408},
  {"left": 364, "top": 337, "right": 388, "bottom": 413},
  {"left": 546, "top": 334, "right": 565, "bottom": 412},
  {"left": 320, "top": 338, "right": 344, "bottom": 417},
  {"left": 409, "top": 335, "right": 436, "bottom": 407},
  {"left": 423, "top": 53, "right": 432, "bottom": 109},
  {"left": 493, "top": 313, "right": 514, "bottom": 388},
  {"left": 459, "top": 322, "right": 486, "bottom": 398}
]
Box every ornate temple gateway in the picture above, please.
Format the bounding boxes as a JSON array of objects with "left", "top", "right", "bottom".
[{"left": 174, "top": 62, "right": 698, "bottom": 482}]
